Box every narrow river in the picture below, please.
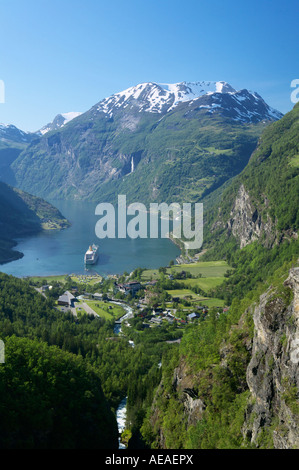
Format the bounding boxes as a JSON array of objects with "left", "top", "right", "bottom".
[
  {"left": 113, "top": 301, "right": 134, "bottom": 449},
  {"left": 116, "top": 397, "right": 128, "bottom": 449}
]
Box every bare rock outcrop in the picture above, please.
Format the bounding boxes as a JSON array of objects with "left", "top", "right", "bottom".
[
  {"left": 243, "top": 266, "right": 299, "bottom": 448},
  {"left": 227, "top": 184, "right": 276, "bottom": 248}
]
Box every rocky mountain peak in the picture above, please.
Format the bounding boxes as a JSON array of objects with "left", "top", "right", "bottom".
[{"left": 95, "top": 80, "right": 283, "bottom": 123}]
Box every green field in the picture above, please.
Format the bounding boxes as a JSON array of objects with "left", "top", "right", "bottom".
[
  {"left": 141, "top": 269, "right": 160, "bottom": 280},
  {"left": 83, "top": 300, "right": 126, "bottom": 320},
  {"left": 168, "top": 260, "right": 229, "bottom": 277},
  {"left": 166, "top": 289, "right": 225, "bottom": 308},
  {"left": 176, "top": 276, "right": 225, "bottom": 291},
  {"left": 28, "top": 274, "right": 102, "bottom": 287},
  {"left": 29, "top": 275, "right": 70, "bottom": 284},
  {"left": 166, "top": 288, "right": 201, "bottom": 300},
  {"left": 141, "top": 260, "right": 229, "bottom": 281},
  {"left": 163, "top": 260, "right": 229, "bottom": 308}
]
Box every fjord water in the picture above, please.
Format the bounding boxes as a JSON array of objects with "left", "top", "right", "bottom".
[{"left": 0, "top": 200, "right": 180, "bottom": 278}]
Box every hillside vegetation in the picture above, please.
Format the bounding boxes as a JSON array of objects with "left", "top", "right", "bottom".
[
  {"left": 0, "top": 182, "right": 70, "bottom": 264},
  {"left": 137, "top": 104, "right": 299, "bottom": 449}
]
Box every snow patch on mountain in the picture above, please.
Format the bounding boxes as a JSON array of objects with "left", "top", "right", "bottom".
[
  {"left": 38, "top": 112, "right": 82, "bottom": 135},
  {"left": 160, "top": 81, "right": 236, "bottom": 111},
  {"left": 0, "top": 123, "right": 33, "bottom": 143},
  {"left": 97, "top": 81, "right": 236, "bottom": 116},
  {"left": 95, "top": 80, "right": 282, "bottom": 123}
]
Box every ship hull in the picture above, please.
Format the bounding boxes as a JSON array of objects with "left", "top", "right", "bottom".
[
  {"left": 85, "top": 255, "right": 99, "bottom": 265},
  {"left": 84, "top": 245, "right": 99, "bottom": 265}
]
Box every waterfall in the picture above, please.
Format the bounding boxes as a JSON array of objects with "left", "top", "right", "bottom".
[
  {"left": 131, "top": 156, "right": 134, "bottom": 173},
  {"left": 116, "top": 397, "right": 128, "bottom": 449}
]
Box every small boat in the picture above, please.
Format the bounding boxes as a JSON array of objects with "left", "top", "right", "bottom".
[{"left": 84, "top": 244, "right": 99, "bottom": 265}]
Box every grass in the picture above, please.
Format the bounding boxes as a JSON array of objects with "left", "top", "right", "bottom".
[
  {"left": 168, "top": 260, "right": 229, "bottom": 277},
  {"left": 28, "top": 274, "right": 102, "bottom": 286},
  {"left": 141, "top": 269, "right": 160, "bottom": 281},
  {"left": 28, "top": 275, "right": 70, "bottom": 284},
  {"left": 176, "top": 277, "right": 226, "bottom": 291},
  {"left": 141, "top": 260, "right": 229, "bottom": 281},
  {"left": 84, "top": 300, "right": 125, "bottom": 320},
  {"left": 163, "top": 260, "right": 229, "bottom": 309},
  {"left": 71, "top": 275, "right": 102, "bottom": 286},
  {"left": 201, "top": 298, "right": 226, "bottom": 308},
  {"left": 166, "top": 289, "right": 225, "bottom": 307},
  {"left": 166, "top": 288, "right": 201, "bottom": 299}
]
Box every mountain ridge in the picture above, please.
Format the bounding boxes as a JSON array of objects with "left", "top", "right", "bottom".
[
  {"left": 95, "top": 80, "right": 283, "bottom": 122},
  {"left": 6, "top": 80, "right": 283, "bottom": 205}
]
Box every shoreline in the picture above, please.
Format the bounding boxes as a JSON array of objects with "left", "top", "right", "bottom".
[{"left": 1, "top": 230, "right": 183, "bottom": 279}]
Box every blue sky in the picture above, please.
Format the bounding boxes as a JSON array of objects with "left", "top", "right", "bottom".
[{"left": 0, "top": 0, "right": 298, "bottom": 131}]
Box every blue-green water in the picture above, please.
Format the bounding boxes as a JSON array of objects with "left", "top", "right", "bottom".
[{"left": 0, "top": 200, "right": 180, "bottom": 278}]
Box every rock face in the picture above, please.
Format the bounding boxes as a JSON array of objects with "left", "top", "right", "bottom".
[
  {"left": 243, "top": 266, "right": 299, "bottom": 448},
  {"left": 172, "top": 359, "right": 206, "bottom": 427},
  {"left": 226, "top": 184, "right": 276, "bottom": 248}
]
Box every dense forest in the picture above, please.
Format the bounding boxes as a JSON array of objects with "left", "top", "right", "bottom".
[{"left": 0, "top": 273, "right": 179, "bottom": 448}]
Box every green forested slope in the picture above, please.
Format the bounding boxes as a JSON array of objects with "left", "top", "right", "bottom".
[
  {"left": 0, "top": 335, "right": 118, "bottom": 449},
  {"left": 199, "top": 103, "right": 299, "bottom": 303},
  {"left": 0, "top": 182, "right": 69, "bottom": 264},
  {"left": 140, "top": 257, "right": 297, "bottom": 449},
  {"left": 10, "top": 101, "right": 267, "bottom": 205},
  {"left": 138, "top": 105, "right": 299, "bottom": 449},
  {"left": 0, "top": 273, "right": 175, "bottom": 448},
  {"left": 205, "top": 101, "right": 299, "bottom": 235}
]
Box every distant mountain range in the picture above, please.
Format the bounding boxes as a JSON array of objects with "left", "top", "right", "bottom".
[
  {"left": 0, "top": 123, "right": 36, "bottom": 144},
  {"left": 0, "top": 80, "right": 283, "bottom": 205}
]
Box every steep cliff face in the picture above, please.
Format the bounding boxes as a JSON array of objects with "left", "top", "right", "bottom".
[
  {"left": 243, "top": 266, "right": 299, "bottom": 448},
  {"left": 211, "top": 182, "right": 298, "bottom": 250},
  {"left": 226, "top": 184, "right": 276, "bottom": 249}
]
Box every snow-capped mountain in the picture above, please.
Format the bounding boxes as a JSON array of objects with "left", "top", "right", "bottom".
[
  {"left": 6, "top": 79, "right": 284, "bottom": 204},
  {"left": 38, "top": 112, "right": 82, "bottom": 135},
  {"left": 96, "top": 81, "right": 234, "bottom": 115},
  {"left": 96, "top": 81, "right": 282, "bottom": 123},
  {"left": 0, "top": 123, "right": 35, "bottom": 144},
  {"left": 182, "top": 88, "right": 283, "bottom": 123}
]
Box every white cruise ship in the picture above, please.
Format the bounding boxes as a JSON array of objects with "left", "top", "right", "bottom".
[{"left": 84, "top": 244, "right": 99, "bottom": 265}]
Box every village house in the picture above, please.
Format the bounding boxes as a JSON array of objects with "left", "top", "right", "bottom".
[
  {"left": 42, "top": 285, "right": 52, "bottom": 292},
  {"left": 115, "top": 281, "right": 142, "bottom": 296},
  {"left": 145, "top": 279, "right": 158, "bottom": 287},
  {"left": 187, "top": 312, "right": 200, "bottom": 322},
  {"left": 58, "top": 291, "right": 76, "bottom": 308},
  {"left": 92, "top": 292, "right": 103, "bottom": 300}
]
